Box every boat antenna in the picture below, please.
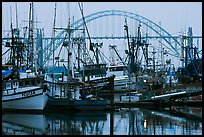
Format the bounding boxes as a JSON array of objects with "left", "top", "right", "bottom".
[
  {"left": 10, "top": 6, "right": 12, "bottom": 26},
  {"left": 15, "top": 2, "right": 18, "bottom": 29}
]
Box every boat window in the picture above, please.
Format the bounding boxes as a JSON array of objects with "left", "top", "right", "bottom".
[
  {"left": 19, "top": 81, "right": 23, "bottom": 87},
  {"left": 3, "top": 83, "right": 6, "bottom": 90},
  {"left": 32, "top": 80, "right": 36, "bottom": 86},
  {"left": 13, "top": 82, "right": 19, "bottom": 88},
  {"left": 25, "top": 80, "right": 29, "bottom": 86},
  {"left": 6, "top": 82, "right": 12, "bottom": 89},
  {"left": 29, "top": 81, "right": 32, "bottom": 86}
]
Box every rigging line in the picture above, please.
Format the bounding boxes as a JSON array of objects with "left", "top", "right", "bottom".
[
  {"left": 72, "top": 43, "right": 77, "bottom": 64},
  {"left": 98, "top": 49, "right": 107, "bottom": 64},
  {"left": 2, "top": 48, "right": 11, "bottom": 56},
  {"left": 99, "top": 50, "right": 111, "bottom": 62},
  {"left": 83, "top": 43, "right": 94, "bottom": 64},
  {"left": 54, "top": 44, "right": 63, "bottom": 66},
  {"left": 78, "top": 2, "right": 96, "bottom": 59},
  {"left": 124, "top": 54, "right": 128, "bottom": 63}
]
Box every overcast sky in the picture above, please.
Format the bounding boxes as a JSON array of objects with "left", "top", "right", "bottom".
[{"left": 2, "top": 2, "right": 202, "bottom": 37}]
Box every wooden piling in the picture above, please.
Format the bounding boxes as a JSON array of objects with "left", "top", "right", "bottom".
[
  {"left": 109, "top": 75, "right": 115, "bottom": 135},
  {"left": 109, "top": 75, "right": 115, "bottom": 109}
]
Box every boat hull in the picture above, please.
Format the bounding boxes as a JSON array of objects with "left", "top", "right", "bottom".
[
  {"left": 2, "top": 88, "right": 49, "bottom": 110},
  {"left": 73, "top": 100, "right": 107, "bottom": 111},
  {"left": 46, "top": 97, "right": 107, "bottom": 111}
]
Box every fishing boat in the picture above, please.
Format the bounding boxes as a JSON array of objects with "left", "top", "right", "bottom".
[
  {"left": 44, "top": 71, "right": 107, "bottom": 111},
  {"left": 84, "top": 65, "right": 135, "bottom": 91},
  {"left": 44, "top": 66, "right": 81, "bottom": 98},
  {"left": 2, "top": 49, "right": 49, "bottom": 111},
  {"left": 43, "top": 3, "right": 108, "bottom": 111},
  {"left": 106, "top": 65, "right": 135, "bottom": 91},
  {"left": 2, "top": 71, "right": 49, "bottom": 110}
]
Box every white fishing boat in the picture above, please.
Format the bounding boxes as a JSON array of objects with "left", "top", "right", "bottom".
[
  {"left": 106, "top": 65, "right": 130, "bottom": 90},
  {"left": 87, "top": 65, "right": 135, "bottom": 91},
  {"left": 2, "top": 71, "right": 50, "bottom": 110}
]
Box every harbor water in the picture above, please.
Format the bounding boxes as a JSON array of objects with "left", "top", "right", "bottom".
[{"left": 2, "top": 106, "right": 202, "bottom": 135}]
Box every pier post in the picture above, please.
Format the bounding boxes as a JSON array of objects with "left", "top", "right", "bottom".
[
  {"left": 170, "top": 76, "right": 172, "bottom": 87},
  {"left": 109, "top": 75, "right": 115, "bottom": 108},
  {"left": 109, "top": 75, "right": 115, "bottom": 135}
]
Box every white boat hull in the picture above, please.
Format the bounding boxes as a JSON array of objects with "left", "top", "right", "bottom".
[{"left": 2, "top": 87, "right": 49, "bottom": 110}]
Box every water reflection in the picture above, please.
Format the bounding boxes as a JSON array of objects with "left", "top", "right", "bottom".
[
  {"left": 140, "top": 108, "right": 202, "bottom": 135},
  {"left": 45, "top": 110, "right": 107, "bottom": 135},
  {"left": 2, "top": 107, "right": 202, "bottom": 135},
  {"left": 2, "top": 113, "right": 48, "bottom": 135}
]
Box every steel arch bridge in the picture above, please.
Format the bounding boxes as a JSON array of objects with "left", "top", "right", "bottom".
[{"left": 42, "top": 10, "right": 181, "bottom": 66}]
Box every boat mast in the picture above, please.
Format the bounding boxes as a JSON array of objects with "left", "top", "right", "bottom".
[
  {"left": 124, "top": 18, "right": 131, "bottom": 102},
  {"left": 14, "top": 2, "right": 21, "bottom": 69},
  {"left": 78, "top": 2, "right": 88, "bottom": 99},
  {"left": 7, "top": 4, "right": 24, "bottom": 73},
  {"left": 67, "top": 5, "right": 72, "bottom": 78},
  {"left": 28, "top": 2, "right": 35, "bottom": 71},
  {"left": 51, "top": 2, "right": 57, "bottom": 97},
  {"left": 81, "top": 3, "right": 86, "bottom": 95},
  {"left": 10, "top": 6, "right": 15, "bottom": 67}
]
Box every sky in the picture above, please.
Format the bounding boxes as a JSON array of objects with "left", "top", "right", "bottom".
[
  {"left": 2, "top": 2, "right": 202, "bottom": 67},
  {"left": 2, "top": 2, "right": 202, "bottom": 37}
]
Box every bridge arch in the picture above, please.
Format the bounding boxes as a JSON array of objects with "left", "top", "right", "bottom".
[{"left": 43, "top": 10, "right": 180, "bottom": 66}]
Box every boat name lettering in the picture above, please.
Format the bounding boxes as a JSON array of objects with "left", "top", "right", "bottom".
[{"left": 22, "top": 91, "right": 35, "bottom": 97}]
